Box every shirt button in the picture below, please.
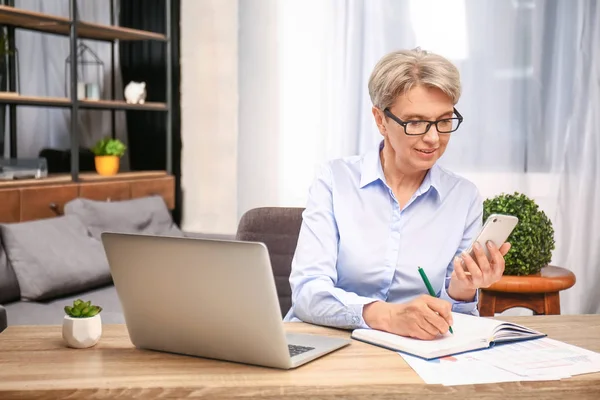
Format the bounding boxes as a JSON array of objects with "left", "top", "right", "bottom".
[{"left": 352, "top": 316, "right": 360, "bottom": 324}]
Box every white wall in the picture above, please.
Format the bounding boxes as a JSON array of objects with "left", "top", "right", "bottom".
[
  {"left": 180, "top": 0, "right": 239, "bottom": 234},
  {"left": 459, "top": 172, "right": 559, "bottom": 225},
  {"left": 181, "top": 0, "right": 287, "bottom": 234},
  {"left": 237, "top": 0, "right": 281, "bottom": 220}
]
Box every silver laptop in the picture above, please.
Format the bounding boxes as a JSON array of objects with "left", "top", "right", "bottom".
[{"left": 101, "top": 232, "right": 350, "bottom": 369}]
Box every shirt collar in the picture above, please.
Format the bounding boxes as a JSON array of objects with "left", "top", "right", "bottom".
[
  {"left": 359, "top": 140, "right": 386, "bottom": 188},
  {"left": 419, "top": 163, "right": 445, "bottom": 201},
  {"left": 359, "top": 140, "right": 446, "bottom": 201}
]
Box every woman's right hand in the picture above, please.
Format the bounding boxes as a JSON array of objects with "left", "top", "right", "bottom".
[{"left": 362, "top": 296, "right": 453, "bottom": 340}]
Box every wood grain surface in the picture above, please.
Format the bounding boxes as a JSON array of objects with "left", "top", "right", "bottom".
[
  {"left": 485, "top": 266, "right": 576, "bottom": 293},
  {"left": 479, "top": 266, "right": 577, "bottom": 316},
  {"left": 0, "top": 5, "right": 166, "bottom": 41},
  {"left": 0, "top": 316, "right": 599, "bottom": 399}
]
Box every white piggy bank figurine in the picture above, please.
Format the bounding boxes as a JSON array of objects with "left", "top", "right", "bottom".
[{"left": 124, "top": 81, "right": 146, "bottom": 104}]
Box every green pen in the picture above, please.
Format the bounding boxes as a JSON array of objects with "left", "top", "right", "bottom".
[{"left": 417, "top": 266, "right": 454, "bottom": 334}]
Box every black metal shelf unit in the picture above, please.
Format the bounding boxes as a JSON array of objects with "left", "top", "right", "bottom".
[{"left": 0, "top": 0, "right": 173, "bottom": 181}]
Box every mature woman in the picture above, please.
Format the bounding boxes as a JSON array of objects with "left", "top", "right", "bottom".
[{"left": 283, "top": 48, "right": 511, "bottom": 340}]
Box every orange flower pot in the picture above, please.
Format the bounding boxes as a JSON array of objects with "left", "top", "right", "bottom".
[{"left": 95, "top": 156, "right": 120, "bottom": 176}]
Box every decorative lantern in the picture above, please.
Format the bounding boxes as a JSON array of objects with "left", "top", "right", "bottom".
[{"left": 65, "top": 42, "right": 104, "bottom": 100}]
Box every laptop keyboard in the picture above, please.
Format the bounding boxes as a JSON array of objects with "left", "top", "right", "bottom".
[{"left": 288, "top": 344, "right": 314, "bottom": 357}]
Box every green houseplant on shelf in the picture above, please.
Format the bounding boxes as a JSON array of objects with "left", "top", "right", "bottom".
[
  {"left": 483, "top": 192, "right": 555, "bottom": 276},
  {"left": 91, "top": 137, "right": 126, "bottom": 176},
  {"left": 62, "top": 299, "right": 103, "bottom": 349}
]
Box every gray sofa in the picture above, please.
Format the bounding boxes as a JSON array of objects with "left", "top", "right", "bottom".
[
  {"left": 0, "top": 201, "right": 303, "bottom": 333},
  {"left": 0, "top": 196, "right": 235, "bottom": 332}
]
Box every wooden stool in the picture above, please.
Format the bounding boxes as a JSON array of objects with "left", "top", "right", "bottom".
[{"left": 478, "top": 265, "right": 576, "bottom": 316}]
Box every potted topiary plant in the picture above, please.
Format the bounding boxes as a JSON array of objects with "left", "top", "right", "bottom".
[
  {"left": 62, "top": 299, "right": 103, "bottom": 349},
  {"left": 91, "top": 137, "right": 126, "bottom": 176},
  {"left": 483, "top": 192, "right": 555, "bottom": 276}
]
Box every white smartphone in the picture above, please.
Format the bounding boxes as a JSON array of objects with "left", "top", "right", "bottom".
[{"left": 466, "top": 213, "right": 519, "bottom": 261}]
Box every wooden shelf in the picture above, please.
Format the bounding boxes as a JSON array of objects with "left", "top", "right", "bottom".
[
  {"left": 0, "top": 5, "right": 166, "bottom": 42},
  {"left": 77, "top": 20, "right": 166, "bottom": 42},
  {"left": 0, "top": 93, "right": 71, "bottom": 107},
  {"left": 0, "top": 171, "right": 170, "bottom": 189},
  {"left": 79, "top": 99, "right": 168, "bottom": 111},
  {"left": 0, "top": 93, "right": 167, "bottom": 111}
]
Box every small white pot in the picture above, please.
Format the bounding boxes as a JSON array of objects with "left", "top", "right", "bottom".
[{"left": 62, "top": 314, "right": 102, "bottom": 349}]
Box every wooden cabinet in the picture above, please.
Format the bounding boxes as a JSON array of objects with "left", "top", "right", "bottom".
[
  {"left": 79, "top": 181, "right": 131, "bottom": 202},
  {"left": 0, "top": 189, "right": 20, "bottom": 223},
  {"left": 0, "top": 172, "right": 175, "bottom": 223},
  {"left": 130, "top": 177, "right": 175, "bottom": 209},
  {"left": 20, "top": 185, "right": 79, "bottom": 221}
]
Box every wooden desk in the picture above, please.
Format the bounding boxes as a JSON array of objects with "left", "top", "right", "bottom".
[{"left": 1, "top": 316, "right": 599, "bottom": 399}]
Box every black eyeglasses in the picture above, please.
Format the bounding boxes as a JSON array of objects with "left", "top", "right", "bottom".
[{"left": 383, "top": 107, "right": 463, "bottom": 135}]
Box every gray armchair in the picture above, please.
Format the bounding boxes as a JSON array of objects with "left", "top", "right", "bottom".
[{"left": 236, "top": 207, "right": 304, "bottom": 317}]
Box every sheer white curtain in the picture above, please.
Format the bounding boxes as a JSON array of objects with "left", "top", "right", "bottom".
[
  {"left": 276, "top": 1, "right": 411, "bottom": 205},
  {"left": 5, "top": 0, "right": 127, "bottom": 167},
  {"left": 275, "top": 0, "right": 550, "bottom": 202},
  {"left": 552, "top": 0, "right": 600, "bottom": 315},
  {"left": 239, "top": 0, "right": 600, "bottom": 314}
]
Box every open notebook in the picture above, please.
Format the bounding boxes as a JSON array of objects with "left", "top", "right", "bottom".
[{"left": 351, "top": 312, "right": 546, "bottom": 360}]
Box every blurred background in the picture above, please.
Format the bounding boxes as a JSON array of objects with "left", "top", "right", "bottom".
[
  {"left": 2, "top": 0, "right": 598, "bottom": 316},
  {"left": 180, "top": 0, "right": 599, "bottom": 315}
]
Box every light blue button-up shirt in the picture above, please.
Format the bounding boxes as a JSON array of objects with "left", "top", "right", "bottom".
[{"left": 284, "top": 140, "right": 482, "bottom": 329}]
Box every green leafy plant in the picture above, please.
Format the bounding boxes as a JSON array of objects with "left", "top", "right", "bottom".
[
  {"left": 0, "top": 32, "right": 15, "bottom": 59},
  {"left": 483, "top": 192, "right": 555, "bottom": 276},
  {"left": 64, "top": 299, "right": 102, "bottom": 318},
  {"left": 91, "top": 137, "right": 126, "bottom": 157}
]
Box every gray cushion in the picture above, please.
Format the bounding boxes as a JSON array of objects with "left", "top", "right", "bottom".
[
  {"left": 236, "top": 207, "right": 304, "bottom": 317},
  {"left": 64, "top": 195, "right": 184, "bottom": 240},
  {"left": 0, "top": 305, "right": 6, "bottom": 333},
  {"left": 4, "top": 285, "right": 124, "bottom": 325},
  {"left": 0, "top": 215, "right": 112, "bottom": 301},
  {"left": 0, "top": 237, "right": 20, "bottom": 304}
]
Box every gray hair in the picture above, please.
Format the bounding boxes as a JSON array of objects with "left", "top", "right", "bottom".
[{"left": 368, "top": 47, "right": 461, "bottom": 110}]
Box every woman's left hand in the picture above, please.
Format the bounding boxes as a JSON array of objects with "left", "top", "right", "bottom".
[{"left": 447, "top": 241, "right": 511, "bottom": 301}]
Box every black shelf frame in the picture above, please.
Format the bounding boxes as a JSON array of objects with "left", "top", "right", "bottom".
[{"left": 0, "top": 0, "right": 173, "bottom": 181}]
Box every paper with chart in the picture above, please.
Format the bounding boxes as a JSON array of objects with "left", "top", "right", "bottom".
[
  {"left": 400, "top": 337, "right": 600, "bottom": 386},
  {"left": 400, "top": 350, "right": 565, "bottom": 386},
  {"left": 472, "top": 337, "right": 600, "bottom": 378}
]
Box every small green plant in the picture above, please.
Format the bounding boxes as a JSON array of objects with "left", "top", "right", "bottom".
[
  {"left": 483, "top": 192, "right": 555, "bottom": 276},
  {"left": 64, "top": 299, "right": 102, "bottom": 318},
  {"left": 91, "top": 137, "right": 126, "bottom": 157},
  {"left": 0, "top": 32, "right": 15, "bottom": 59}
]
